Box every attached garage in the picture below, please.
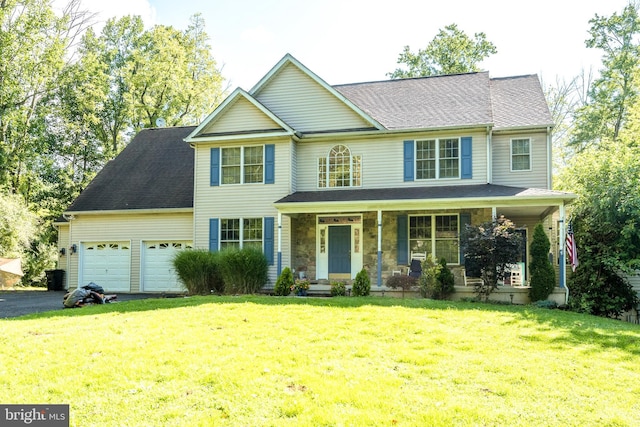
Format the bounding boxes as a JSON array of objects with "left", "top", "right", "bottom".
[
  {"left": 141, "top": 241, "right": 192, "bottom": 292},
  {"left": 80, "top": 242, "right": 131, "bottom": 292}
]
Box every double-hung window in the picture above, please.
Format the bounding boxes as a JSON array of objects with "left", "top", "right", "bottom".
[
  {"left": 221, "top": 146, "right": 264, "bottom": 184},
  {"left": 416, "top": 138, "right": 459, "bottom": 179},
  {"left": 318, "top": 144, "right": 361, "bottom": 188},
  {"left": 511, "top": 138, "right": 531, "bottom": 171},
  {"left": 220, "top": 218, "right": 263, "bottom": 250},
  {"left": 409, "top": 214, "right": 459, "bottom": 263}
]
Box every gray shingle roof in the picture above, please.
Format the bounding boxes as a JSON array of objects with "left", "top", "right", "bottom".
[
  {"left": 66, "top": 126, "right": 195, "bottom": 212},
  {"left": 334, "top": 72, "right": 552, "bottom": 130}
]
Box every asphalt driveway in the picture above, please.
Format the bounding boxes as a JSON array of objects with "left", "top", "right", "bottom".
[{"left": 0, "top": 290, "right": 159, "bottom": 318}]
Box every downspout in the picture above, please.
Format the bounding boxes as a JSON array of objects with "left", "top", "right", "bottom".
[
  {"left": 486, "top": 126, "right": 493, "bottom": 184},
  {"left": 377, "top": 210, "right": 382, "bottom": 287},
  {"left": 559, "top": 203, "right": 569, "bottom": 305},
  {"left": 546, "top": 126, "right": 552, "bottom": 189},
  {"left": 63, "top": 213, "right": 75, "bottom": 290}
]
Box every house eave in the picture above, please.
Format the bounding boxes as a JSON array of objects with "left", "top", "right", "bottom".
[
  {"left": 273, "top": 193, "right": 577, "bottom": 215},
  {"left": 63, "top": 207, "right": 194, "bottom": 217},
  {"left": 186, "top": 130, "right": 294, "bottom": 144}
]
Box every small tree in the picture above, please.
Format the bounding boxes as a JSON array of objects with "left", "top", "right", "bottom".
[
  {"left": 462, "top": 216, "right": 523, "bottom": 300},
  {"left": 274, "top": 267, "right": 294, "bottom": 296},
  {"left": 436, "top": 258, "right": 455, "bottom": 299},
  {"left": 529, "top": 223, "right": 556, "bottom": 302},
  {"left": 352, "top": 269, "right": 371, "bottom": 296}
]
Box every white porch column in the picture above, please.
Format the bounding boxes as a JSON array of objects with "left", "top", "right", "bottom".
[
  {"left": 559, "top": 203, "right": 569, "bottom": 304},
  {"left": 277, "top": 212, "right": 282, "bottom": 275},
  {"left": 377, "top": 210, "right": 382, "bottom": 287}
]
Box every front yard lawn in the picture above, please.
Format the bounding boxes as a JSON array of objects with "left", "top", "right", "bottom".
[{"left": 2, "top": 296, "right": 639, "bottom": 426}]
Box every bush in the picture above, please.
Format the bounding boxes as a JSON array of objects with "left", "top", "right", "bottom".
[
  {"left": 529, "top": 223, "right": 555, "bottom": 302},
  {"left": 218, "top": 247, "right": 268, "bottom": 294},
  {"left": 436, "top": 258, "right": 455, "bottom": 299},
  {"left": 330, "top": 281, "right": 346, "bottom": 296},
  {"left": 352, "top": 269, "right": 371, "bottom": 296},
  {"left": 173, "top": 249, "right": 224, "bottom": 295},
  {"left": 274, "top": 267, "right": 294, "bottom": 296},
  {"left": 418, "top": 256, "right": 441, "bottom": 298},
  {"left": 385, "top": 275, "right": 417, "bottom": 296}
]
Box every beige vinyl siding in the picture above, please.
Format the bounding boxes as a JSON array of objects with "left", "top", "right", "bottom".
[
  {"left": 296, "top": 130, "right": 488, "bottom": 191},
  {"left": 491, "top": 132, "right": 548, "bottom": 188},
  {"left": 193, "top": 139, "right": 293, "bottom": 284},
  {"left": 65, "top": 212, "right": 192, "bottom": 292},
  {"left": 56, "top": 224, "right": 70, "bottom": 288},
  {"left": 254, "top": 63, "right": 371, "bottom": 132},
  {"left": 198, "top": 97, "right": 282, "bottom": 135}
]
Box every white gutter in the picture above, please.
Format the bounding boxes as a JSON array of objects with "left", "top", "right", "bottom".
[{"left": 63, "top": 207, "right": 194, "bottom": 216}]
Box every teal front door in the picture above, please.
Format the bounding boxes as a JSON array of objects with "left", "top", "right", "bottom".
[{"left": 328, "top": 226, "right": 351, "bottom": 275}]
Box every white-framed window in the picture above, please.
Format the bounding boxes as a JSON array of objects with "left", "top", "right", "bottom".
[
  {"left": 416, "top": 138, "right": 459, "bottom": 179},
  {"left": 318, "top": 144, "right": 361, "bottom": 188},
  {"left": 409, "top": 214, "right": 459, "bottom": 263},
  {"left": 221, "top": 146, "right": 264, "bottom": 184},
  {"left": 511, "top": 138, "right": 531, "bottom": 171},
  {"left": 220, "top": 218, "right": 263, "bottom": 250}
]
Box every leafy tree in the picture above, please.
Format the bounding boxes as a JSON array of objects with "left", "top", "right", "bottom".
[
  {"left": 559, "top": 140, "right": 640, "bottom": 317},
  {"left": 529, "top": 223, "right": 556, "bottom": 302},
  {"left": 0, "top": 192, "right": 38, "bottom": 258},
  {"left": 462, "top": 216, "right": 522, "bottom": 300},
  {"left": 571, "top": 3, "right": 640, "bottom": 149},
  {"left": 388, "top": 23, "right": 497, "bottom": 78}
]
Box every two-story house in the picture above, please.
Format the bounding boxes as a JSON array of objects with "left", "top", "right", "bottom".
[{"left": 56, "top": 54, "right": 577, "bottom": 298}]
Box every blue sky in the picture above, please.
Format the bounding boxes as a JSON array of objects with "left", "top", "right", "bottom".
[{"left": 82, "top": 0, "right": 631, "bottom": 90}]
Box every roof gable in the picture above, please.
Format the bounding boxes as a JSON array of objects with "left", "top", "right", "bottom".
[
  {"left": 250, "top": 54, "right": 382, "bottom": 133},
  {"left": 66, "top": 126, "right": 195, "bottom": 212},
  {"left": 186, "top": 88, "right": 293, "bottom": 142},
  {"left": 490, "top": 75, "right": 554, "bottom": 130}
]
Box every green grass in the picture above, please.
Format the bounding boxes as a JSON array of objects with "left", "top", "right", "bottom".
[{"left": 2, "top": 296, "right": 640, "bottom": 426}]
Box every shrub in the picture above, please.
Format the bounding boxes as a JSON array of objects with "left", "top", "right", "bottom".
[
  {"left": 274, "top": 267, "right": 294, "bottom": 296},
  {"left": 529, "top": 223, "right": 555, "bottom": 302},
  {"left": 352, "top": 269, "right": 371, "bottom": 296},
  {"left": 418, "top": 256, "right": 441, "bottom": 298},
  {"left": 173, "top": 249, "right": 224, "bottom": 295},
  {"left": 330, "top": 281, "right": 346, "bottom": 296},
  {"left": 385, "top": 275, "right": 417, "bottom": 297},
  {"left": 435, "top": 258, "right": 455, "bottom": 299},
  {"left": 218, "top": 247, "right": 268, "bottom": 294}
]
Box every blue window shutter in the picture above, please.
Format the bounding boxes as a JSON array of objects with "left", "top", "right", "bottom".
[
  {"left": 459, "top": 213, "right": 471, "bottom": 265},
  {"left": 209, "top": 218, "right": 219, "bottom": 252},
  {"left": 264, "top": 144, "right": 275, "bottom": 184},
  {"left": 263, "top": 217, "right": 274, "bottom": 265},
  {"left": 461, "top": 137, "right": 472, "bottom": 179},
  {"left": 397, "top": 215, "right": 408, "bottom": 265},
  {"left": 210, "top": 148, "right": 220, "bottom": 186},
  {"left": 403, "top": 140, "right": 414, "bottom": 182}
]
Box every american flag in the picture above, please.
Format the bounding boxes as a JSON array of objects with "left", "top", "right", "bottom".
[{"left": 566, "top": 220, "right": 578, "bottom": 272}]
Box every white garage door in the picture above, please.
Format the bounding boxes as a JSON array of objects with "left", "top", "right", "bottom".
[
  {"left": 81, "top": 242, "right": 131, "bottom": 292},
  {"left": 142, "top": 241, "right": 192, "bottom": 292}
]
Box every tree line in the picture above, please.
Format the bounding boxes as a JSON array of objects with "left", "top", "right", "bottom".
[{"left": 0, "top": 0, "right": 225, "bottom": 284}]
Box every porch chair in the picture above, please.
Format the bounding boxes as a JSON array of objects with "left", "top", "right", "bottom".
[
  {"left": 410, "top": 252, "right": 427, "bottom": 261},
  {"left": 408, "top": 258, "right": 422, "bottom": 278}
]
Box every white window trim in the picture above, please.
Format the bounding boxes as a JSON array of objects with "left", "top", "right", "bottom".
[
  {"left": 317, "top": 144, "right": 362, "bottom": 188},
  {"left": 510, "top": 138, "right": 532, "bottom": 172},
  {"left": 219, "top": 217, "right": 263, "bottom": 249},
  {"left": 408, "top": 213, "right": 460, "bottom": 264},
  {"left": 415, "top": 137, "right": 461, "bottom": 180},
  {"left": 221, "top": 145, "right": 265, "bottom": 185}
]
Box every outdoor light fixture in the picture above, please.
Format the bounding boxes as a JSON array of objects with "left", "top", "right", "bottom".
[
  {"left": 70, "top": 244, "right": 77, "bottom": 254},
  {"left": 59, "top": 247, "right": 66, "bottom": 256}
]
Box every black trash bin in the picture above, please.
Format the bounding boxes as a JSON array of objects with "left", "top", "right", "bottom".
[{"left": 45, "top": 269, "right": 65, "bottom": 291}]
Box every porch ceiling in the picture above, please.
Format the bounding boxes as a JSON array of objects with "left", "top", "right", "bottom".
[{"left": 274, "top": 184, "right": 576, "bottom": 217}]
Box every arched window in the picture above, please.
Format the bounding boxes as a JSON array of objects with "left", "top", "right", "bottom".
[{"left": 318, "top": 145, "right": 361, "bottom": 188}]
